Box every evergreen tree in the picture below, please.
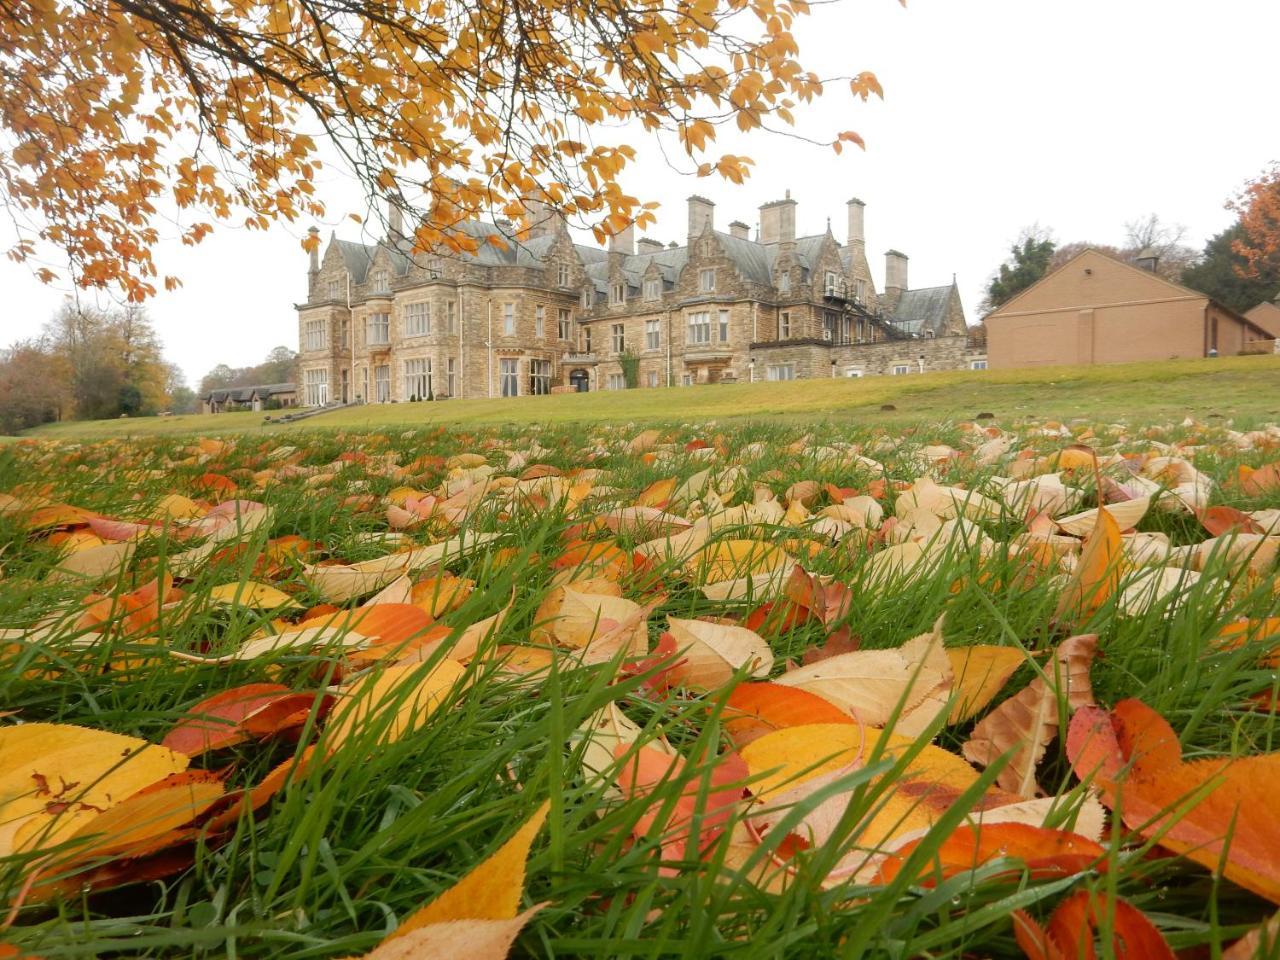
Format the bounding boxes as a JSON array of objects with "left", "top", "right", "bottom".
[
  {"left": 983, "top": 229, "right": 1056, "bottom": 313},
  {"left": 1181, "top": 224, "right": 1280, "bottom": 314}
]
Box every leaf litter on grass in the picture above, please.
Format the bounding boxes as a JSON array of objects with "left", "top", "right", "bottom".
[{"left": 0, "top": 417, "right": 1278, "bottom": 957}]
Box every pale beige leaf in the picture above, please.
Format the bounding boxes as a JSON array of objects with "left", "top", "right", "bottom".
[
  {"left": 961, "top": 634, "right": 1098, "bottom": 797},
  {"left": 775, "top": 649, "right": 945, "bottom": 727},
  {"left": 665, "top": 616, "right": 774, "bottom": 691}
]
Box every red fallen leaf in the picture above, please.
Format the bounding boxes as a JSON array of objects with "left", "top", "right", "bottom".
[
  {"left": 1199, "top": 505, "right": 1264, "bottom": 538},
  {"left": 876, "top": 822, "right": 1106, "bottom": 887},
  {"left": 194, "top": 472, "right": 237, "bottom": 497},
  {"left": 203, "top": 746, "right": 316, "bottom": 833},
  {"left": 744, "top": 600, "right": 812, "bottom": 638},
  {"left": 162, "top": 684, "right": 327, "bottom": 756},
  {"left": 722, "top": 682, "right": 854, "bottom": 747},
  {"left": 823, "top": 483, "right": 858, "bottom": 503},
  {"left": 684, "top": 439, "right": 710, "bottom": 451},
  {"left": 1013, "top": 890, "right": 1175, "bottom": 960},
  {"left": 800, "top": 626, "right": 862, "bottom": 666},
  {"left": 1068, "top": 699, "right": 1280, "bottom": 904},
  {"left": 623, "top": 632, "right": 686, "bottom": 692},
  {"left": 613, "top": 743, "right": 747, "bottom": 869},
  {"left": 1240, "top": 462, "right": 1280, "bottom": 496}
]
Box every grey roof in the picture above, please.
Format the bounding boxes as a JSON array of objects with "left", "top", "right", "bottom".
[
  {"left": 335, "top": 239, "right": 375, "bottom": 284},
  {"left": 888, "top": 285, "right": 954, "bottom": 337},
  {"left": 204, "top": 383, "right": 296, "bottom": 402}
]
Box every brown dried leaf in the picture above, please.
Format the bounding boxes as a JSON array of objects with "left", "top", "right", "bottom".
[{"left": 961, "top": 634, "right": 1098, "bottom": 797}]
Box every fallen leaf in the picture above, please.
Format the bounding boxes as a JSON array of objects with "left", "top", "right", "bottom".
[{"left": 962, "top": 634, "right": 1098, "bottom": 797}]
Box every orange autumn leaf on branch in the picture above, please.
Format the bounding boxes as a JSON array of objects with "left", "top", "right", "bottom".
[{"left": 0, "top": 0, "right": 882, "bottom": 298}]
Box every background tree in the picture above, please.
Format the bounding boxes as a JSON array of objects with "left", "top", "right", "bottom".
[
  {"left": 1122, "top": 213, "right": 1198, "bottom": 279},
  {"left": 0, "top": 0, "right": 879, "bottom": 300},
  {"left": 1181, "top": 224, "right": 1280, "bottom": 313},
  {"left": 198, "top": 347, "right": 301, "bottom": 396},
  {"left": 39, "top": 304, "right": 174, "bottom": 419},
  {"left": 0, "top": 340, "right": 71, "bottom": 434},
  {"left": 1232, "top": 164, "right": 1280, "bottom": 280},
  {"left": 982, "top": 226, "right": 1057, "bottom": 313}
]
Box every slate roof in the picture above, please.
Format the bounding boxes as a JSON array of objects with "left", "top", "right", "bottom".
[
  {"left": 203, "top": 383, "right": 296, "bottom": 402},
  {"left": 888, "top": 285, "right": 955, "bottom": 337}
]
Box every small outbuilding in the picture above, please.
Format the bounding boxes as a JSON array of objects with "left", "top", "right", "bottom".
[
  {"left": 1244, "top": 296, "right": 1280, "bottom": 340},
  {"left": 984, "top": 249, "right": 1275, "bottom": 369}
]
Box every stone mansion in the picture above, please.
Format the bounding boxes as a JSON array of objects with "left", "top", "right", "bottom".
[{"left": 295, "top": 192, "right": 984, "bottom": 406}]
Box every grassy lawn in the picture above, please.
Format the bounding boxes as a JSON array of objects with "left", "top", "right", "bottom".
[
  {"left": 21, "top": 354, "right": 1280, "bottom": 441},
  {"left": 1, "top": 397, "right": 1278, "bottom": 957}
]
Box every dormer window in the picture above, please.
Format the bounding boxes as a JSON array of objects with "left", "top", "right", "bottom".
[
  {"left": 643, "top": 278, "right": 660, "bottom": 301},
  {"left": 581, "top": 289, "right": 593, "bottom": 310},
  {"left": 611, "top": 283, "right": 626, "bottom": 305},
  {"left": 777, "top": 272, "right": 790, "bottom": 295},
  {"left": 557, "top": 263, "right": 570, "bottom": 287},
  {"left": 372, "top": 270, "right": 390, "bottom": 293},
  {"left": 428, "top": 257, "right": 444, "bottom": 278},
  {"left": 699, "top": 268, "right": 716, "bottom": 293}
]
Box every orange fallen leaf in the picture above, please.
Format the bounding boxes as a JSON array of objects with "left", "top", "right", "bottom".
[
  {"left": 1013, "top": 890, "right": 1175, "bottom": 960},
  {"left": 1068, "top": 699, "right": 1280, "bottom": 904},
  {"left": 876, "top": 821, "right": 1105, "bottom": 886}
]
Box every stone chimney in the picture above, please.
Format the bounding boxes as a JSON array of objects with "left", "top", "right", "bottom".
[
  {"left": 729, "top": 220, "right": 750, "bottom": 240},
  {"left": 522, "top": 195, "right": 558, "bottom": 239},
  {"left": 388, "top": 199, "right": 403, "bottom": 241},
  {"left": 687, "top": 196, "right": 715, "bottom": 243},
  {"left": 307, "top": 226, "right": 320, "bottom": 274},
  {"left": 883, "top": 249, "right": 909, "bottom": 312},
  {"left": 759, "top": 191, "right": 797, "bottom": 245},
  {"left": 609, "top": 222, "right": 635, "bottom": 256},
  {"left": 637, "top": 238, "right": 665, "bottom": 255},
  {"left": 846, "top": 198, "right": 866, "bottom": 249}
]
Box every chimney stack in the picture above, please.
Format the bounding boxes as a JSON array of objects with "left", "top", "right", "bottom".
[
  {"left": 728, "top": 220, "right": 750, "bottom": 240},
  {"left": 759, "top": 190, "right": 797, "bottom": 245},
  {"left": 846, "top": 198, "right": 866, "bottom": 249},
  {"left": 687, "top": 196, "right": 715, "bottom": 243},
  {"left": 523, "top": 194, "right": 557, "bottom": 239},
  {"left": 609, "top": 221, "right": 635, "bottom": 256},
  {"left": 1135, "top": 247, "right": 1159, "bottom": 273},
  {"left": 884, "top": 250, "right": 909, "bottom": 311},
  {"left": 307, "top": 226, "right": 320, "bottom": 274},
  {"left": 387, "top": 199, "right": 404, "bottom": 241},
  {"left": 636, "top": 238, "right": 665, "bottom": 255}
]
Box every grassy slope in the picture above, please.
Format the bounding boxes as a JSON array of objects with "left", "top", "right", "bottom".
[{"left": 21, "top": 354, "right": 1280, "bottom": 441}]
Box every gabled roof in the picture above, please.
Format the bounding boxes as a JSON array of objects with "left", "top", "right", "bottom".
[
  {"left": 1244, "top": 299, "right": 1280, "bottom": 338},
  {"left": 889, "top": 285, "right": 955, "bottom": 337},
  {"left": 985, "top": 248, "right": 1273, "bottom": 338}
]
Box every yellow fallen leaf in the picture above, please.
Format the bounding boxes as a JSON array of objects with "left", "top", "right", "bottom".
[
  {"left": 1054, "top": 507, "right": 1123, "bottom": 626},
  {"left": 377, "top": 801, "right": 550, "bottom": 947},
  {"left": 945, "top": 646, "right": 1029, "bottom": 724},
  {"left": 0, "top": 724, "right": 189, "bottom": 856},
  {"left": 325, "top": 659, "right": 467, "bottom": 753},
  {"left": 207, "top": 581, "right": 297, "bottom": 609}
]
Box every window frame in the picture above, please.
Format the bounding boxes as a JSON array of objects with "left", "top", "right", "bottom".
[
  {"left": 645, "top": 318, "right": 660, "bottom": 351},
  {"left": 687, "top": 311, "right": 711, "bottom": 345},
  {"left": 535, "top": 304, "right": 545, "bottom": 338},
  {"left": 612, "top": 323, "right": 625, "bottom": 353},
  {"left": 499, "top": 357, "right": 519, "bottom": 397},
  {"left": 698, "top": 268, "right": 716, "bottom": 293},
  {"left": 366, "top": 312, "right": 390, "bottom": 346},
  {"left": 404, "top": 301, "right": 430, "bottom": 337},
  {"left": 502, "top": 302, "right": 516, "bottom": 336}
]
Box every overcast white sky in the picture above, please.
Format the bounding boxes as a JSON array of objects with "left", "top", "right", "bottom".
[{"left": 2, "top": 0, "right": 1276, "bottom": 388}]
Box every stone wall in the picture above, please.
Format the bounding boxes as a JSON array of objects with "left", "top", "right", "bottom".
[{"left": 748, "top": 334, "right": 985, "bottom": 380}]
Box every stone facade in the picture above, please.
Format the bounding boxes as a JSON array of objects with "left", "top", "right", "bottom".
[{"left": 295, "top": 191, "right": 974, "bottom": 405}]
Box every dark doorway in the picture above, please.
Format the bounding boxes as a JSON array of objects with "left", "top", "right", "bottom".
[{"left": 569, "top": 368, "right": 590, "bottom": 392}]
